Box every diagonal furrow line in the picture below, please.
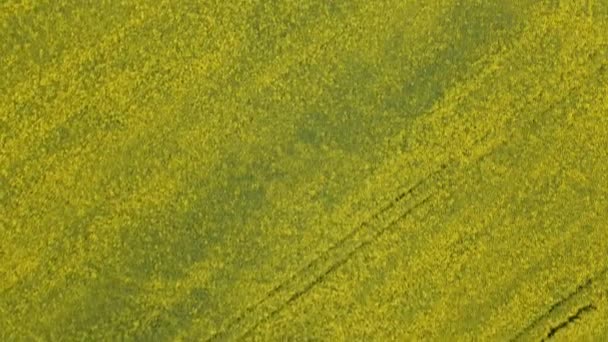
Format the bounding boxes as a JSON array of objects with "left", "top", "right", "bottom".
[
  {"left": 510, "top": 266, "right": 608, "bottom": 341},
  {"left": 207, "top": 163, "right": 448, "bottom": 341},
  {"left": 206, "top": 112, "right": 507, "bottom": 341},
  {"left": 542, "top": 304, "right": 596, "bottom": 341},
  {"left": 239, "top": 194, "right": 434, "bottom": 341}
]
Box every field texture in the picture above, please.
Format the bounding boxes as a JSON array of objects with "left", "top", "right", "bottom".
[{"left": 2, "top": 1, "right": 608, "bottom": 340}]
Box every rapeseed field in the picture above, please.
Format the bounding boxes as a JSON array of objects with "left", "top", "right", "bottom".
[{"left": 1, "top": 1, "right": 607, "bottom": 340}]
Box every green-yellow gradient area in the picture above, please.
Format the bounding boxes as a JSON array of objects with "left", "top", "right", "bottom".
[{"left": 1, "top": 1, "right": 608, "bottom": 340}]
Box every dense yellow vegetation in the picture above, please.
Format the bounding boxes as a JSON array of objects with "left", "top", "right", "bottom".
[{"left": 1, "top": 1, "right": 607, "bottom": 340}]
